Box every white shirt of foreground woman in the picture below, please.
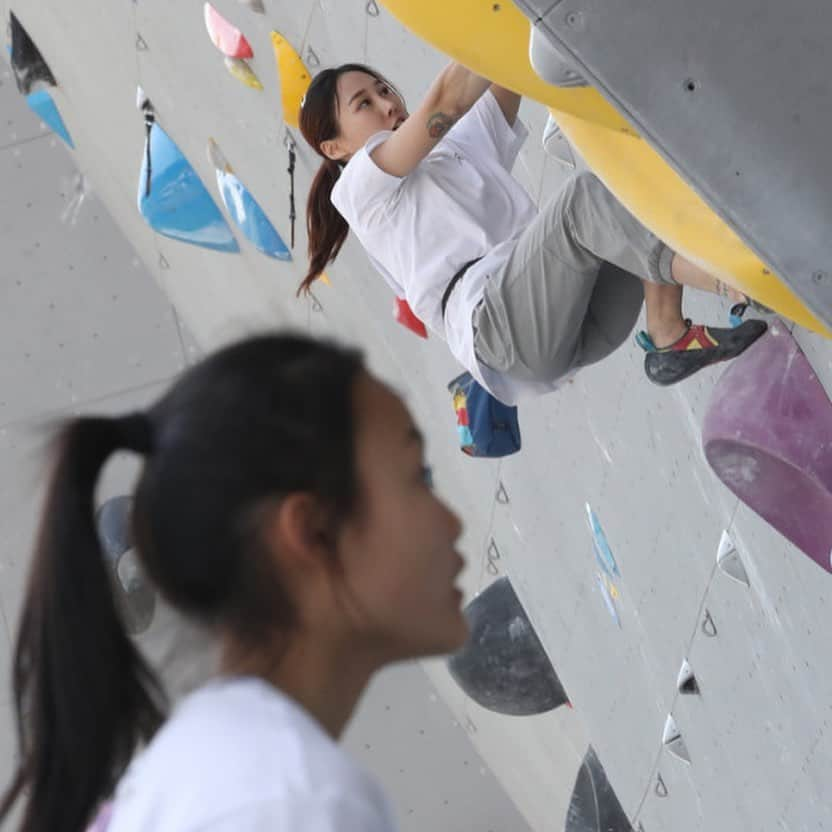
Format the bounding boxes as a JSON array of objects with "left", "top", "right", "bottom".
[
  {"left": 105, "top": 677, "right": 396, "bottom": 831},
  {"left": 332, "top": 90, "right": 562, "bottom": 405}
]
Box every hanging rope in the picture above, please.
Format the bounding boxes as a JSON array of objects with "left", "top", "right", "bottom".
[{"left": 285, "top": 132, "right": 297, "bottom": 249}]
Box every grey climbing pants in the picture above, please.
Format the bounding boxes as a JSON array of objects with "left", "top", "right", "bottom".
[{"left": 473, "top": 171, "right": 677, "bottom": 384}]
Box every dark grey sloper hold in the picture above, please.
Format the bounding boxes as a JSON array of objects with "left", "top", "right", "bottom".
[
  {"left": 566, "top": 746, "right": 633, "bottom": 832},
  {"left": 96, "top": 496, "right": 156, "bottom": 636},
  {"left": 9, "top": 12, "right": 57, "bottom": 95},
  {"left": 447, "top": 576, "right": 569, "bottom": 715}
]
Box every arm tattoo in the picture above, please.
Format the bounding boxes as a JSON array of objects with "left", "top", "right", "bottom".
[{"left": 426, "top": 112, "right": 455, "bottom": 140}]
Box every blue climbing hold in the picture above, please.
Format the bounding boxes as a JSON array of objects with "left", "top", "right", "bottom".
[
  {"left": 138, "top": 122, "right": 239, "bottom": 252},
  {"left": 26, "top": 89, "right": 74, "bottom": 148},
  {"left": 586, "top": 503, "right": 620, "bottom": 577},
  {"left": 216, "top": 169, "right": 291, "bottom": 260}
]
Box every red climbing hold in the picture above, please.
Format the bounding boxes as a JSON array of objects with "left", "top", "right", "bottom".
[
  {"left": 702, "top": 321, "right": 832, "bottom": 572},
  {"left": 204, "top": 3, "right": 253, "bottom": 59},
  {"left": 393, "top": 297, "right": 428, "bottom": 339}
]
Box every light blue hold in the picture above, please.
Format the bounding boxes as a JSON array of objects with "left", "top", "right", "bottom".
[
  {"left": 216, "top": 169, "right": 292, "bottom": 260},
  {"left": 26, "top": 89, "right": 74, "bottom": 148},
  {"left": 585, "top": 503, "right": 621, "bottom": 577},
  {"left": 138, "top": 123, "right": 239, "bottom": 253}
]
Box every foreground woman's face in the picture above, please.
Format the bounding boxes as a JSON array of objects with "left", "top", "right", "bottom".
[{"left": 338, "top": 374, "right": 468, "bottom": 659}]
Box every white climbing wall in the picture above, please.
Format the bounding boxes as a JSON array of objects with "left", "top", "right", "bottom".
[{"left": 3, "top": 0, "right": 832, "bottom": 829}]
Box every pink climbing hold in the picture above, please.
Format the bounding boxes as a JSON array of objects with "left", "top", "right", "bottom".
[
  {"left": 394, "top": 298, "right": 428, "bottom": 339},
  {"left": 702, "top": 320, "right": 832, "bottom": 572},
  {"left": 204, "top": 3, "right": 253, "bottom": 59}
]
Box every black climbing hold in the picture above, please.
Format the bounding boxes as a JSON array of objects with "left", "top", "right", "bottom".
[
  {"left": 447, "top": 576, "right": 568, "bottom": 715},
  {"left": 96, "top": 496, "right": 156, "bottom": 635},
  {"left": 10, "top": 13, "right": 57, "bottom": 95},
  {"left": 566, "top": 746, "right": 633, "bottom": 831}
]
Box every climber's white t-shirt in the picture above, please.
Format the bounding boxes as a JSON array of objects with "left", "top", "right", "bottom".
[
  {"left": 105, "top": 677, "right": 397, "bottom": 832},
  {"left": 331, "top": 89, "right": 559, "bottom": 405}
]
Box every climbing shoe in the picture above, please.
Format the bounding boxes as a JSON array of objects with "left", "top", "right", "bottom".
[{"left": 639, "top": 318, "right": 768, "bottom": 386}]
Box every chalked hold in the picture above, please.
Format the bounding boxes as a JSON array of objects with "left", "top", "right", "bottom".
[
  {"left": 448, "top": 576, "right": 568, "bottom": 715},
  {"left": 703, "top": 321, "right": 832, "bottom": 572},
  {"left": 565, "top": 746, "right": 633, "bottom": 832}
]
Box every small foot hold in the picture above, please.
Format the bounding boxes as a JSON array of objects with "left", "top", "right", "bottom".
[
  {"left": 640, "top": 318, "right": 767, "bottom": 386},
  {"left": 662, "top": 714, "right": 691, "bottom": 764},
  {"left": 676, "top": 658, "right": 699, "bottom": 695},
  {"left": 716, "top": 530, "right": 750, "bottom": 586}
]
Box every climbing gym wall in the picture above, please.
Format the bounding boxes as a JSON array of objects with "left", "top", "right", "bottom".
[{"left": 4, "top": 1, "right": 832, "bottom": 829}]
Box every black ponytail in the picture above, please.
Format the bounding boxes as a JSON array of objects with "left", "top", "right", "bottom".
[
  {"left": 0, "top": 416, "right": 166, "bottom": 832},
  {"left": 299, "top": 158, "right": 348, "bottom": 294}
]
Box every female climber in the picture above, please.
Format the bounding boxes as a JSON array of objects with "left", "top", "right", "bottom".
[
  {"left": 0, "top": 334, "right": 465, "bottom": 832},
  {"left": 298, "top": 62, "right": 766, "bottom": 404}
]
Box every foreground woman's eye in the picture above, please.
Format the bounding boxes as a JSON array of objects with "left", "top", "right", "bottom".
[{"left": 421, "top": 465, "right": 434, "bottom": 489}]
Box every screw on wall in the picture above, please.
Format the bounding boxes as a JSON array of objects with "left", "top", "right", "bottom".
[
  {"left": 495, "top": 481, "right": 510, "bottom": 505},
  {"left": 486, "top": 538, "right": 501, "bottom": 575}
]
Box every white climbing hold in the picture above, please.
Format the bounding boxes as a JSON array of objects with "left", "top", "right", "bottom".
[
  {"left": 135, "top": 85, "right": 150, "bottom": 111},
  {"left": 662, "top": 714, "right": 691, "bottom": 764},
  {"left": 676, "top": 658, "right": 699, "bottom": 695},
  {"left": 206, "top": 137, "right": 232, "bottom": 173},
  {"left": 716, "top": 530, "right": 750, "bottom": 586}
]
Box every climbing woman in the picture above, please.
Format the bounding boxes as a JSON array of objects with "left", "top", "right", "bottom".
[
  {"left": 0, "top": 334, "right": 465, "bottom": 832},
  {"left": 299, "top": 62, "right": 767, "bottom": 404}
]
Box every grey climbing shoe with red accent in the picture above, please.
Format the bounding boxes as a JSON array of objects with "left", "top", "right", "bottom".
[{"left": 639, "top": 318, "right": 768, "bottom": 386}]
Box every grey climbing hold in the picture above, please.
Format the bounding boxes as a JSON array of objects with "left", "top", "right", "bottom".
[
  {"left": 96, "top": 496, "right": 156, "bottom": 636},
  {"left": 565, "top": 746, "right": 633, "bottom": 831},
  {"left": 654, "top": 774, "right": 668, "bottom": 797},
  {"left": 135, "top": 33, "right": 149, "bottom": 51},
  {"left": 676, "top": 658, "right": 699, "bottom": 695},
  {"left": 237, "top": 0, "right": 265, "bottom": 11},
  {"left": 716, "top": 530, "right": 750, "bottom": 587},
  {"left": 447, "top": 576, "right": 569, "bottom": 715},
  {"left": 662, "top": 714, "right": 691, "bottom": 764}
]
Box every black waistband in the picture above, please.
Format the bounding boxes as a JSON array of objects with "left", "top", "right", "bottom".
[{"left": 441, "top": 257, "right": 483, "bottom": 318}]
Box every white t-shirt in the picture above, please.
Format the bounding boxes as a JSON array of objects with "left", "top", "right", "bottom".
[
  {"left": 105, "top": 677, "right": 397, "bottom": 832},
  {"left": 331, "top": 89, "right": 561, "bottom": 405}
]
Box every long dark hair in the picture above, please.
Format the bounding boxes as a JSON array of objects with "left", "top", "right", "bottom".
[
  {"left": 0, "top": 334, "right": 364, "bottom": 832},
  {"left": 298, "top": 63, "right": 400, "bottom": 295}
]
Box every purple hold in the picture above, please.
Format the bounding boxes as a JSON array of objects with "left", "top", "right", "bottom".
[{"left": 702, "top": 321, "right": 832, "bottom": 572}]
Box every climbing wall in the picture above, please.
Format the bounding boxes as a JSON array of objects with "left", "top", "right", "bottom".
[{"left": 4, "top": 1, "right": 832, "bottom": 829}]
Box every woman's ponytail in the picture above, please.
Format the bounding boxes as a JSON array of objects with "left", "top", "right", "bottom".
[
  {"left": 0, "top": 416, "right": 166, "bottom": 832},
  {"left": 298, "top": 158, "right": 348, "bottom": 295}
]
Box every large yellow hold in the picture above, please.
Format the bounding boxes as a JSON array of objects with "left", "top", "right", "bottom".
[
  {"left": 380, "top": 0, "right": 829, "bottom": 336},
  {"left": 270, "top": 31, "right": 311, "bottom": 129}
]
